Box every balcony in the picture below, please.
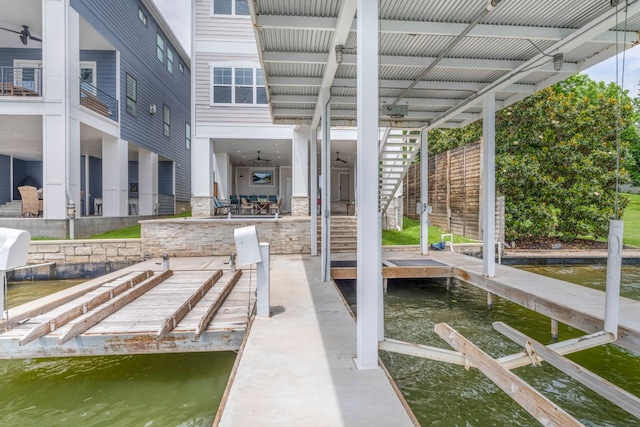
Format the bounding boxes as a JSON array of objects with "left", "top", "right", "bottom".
[
  {"left": 0, "top": 67, "right": 43, "bottom": 97},
  {"left": 79, "top": 80, "right": 119, "bottom": 122}
]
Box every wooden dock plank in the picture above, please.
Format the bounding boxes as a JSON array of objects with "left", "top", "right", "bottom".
[
  {"left": 57, "top": 270, "right": 173, "bottom": 344},
  {"left": 494, "top": 322, "right": 640, "bottom": 419},
  {"left": 156, "top": 270, "right": 224, "bottom": 339},
  {"left": 434, "top": 323, "right": 584, "bottom": 427},
  {"left": 195, "top": 270, "right": 243, "bottom": 340},
  {"left": 18, "top": 271, "right": 154, "bottom": 346}
]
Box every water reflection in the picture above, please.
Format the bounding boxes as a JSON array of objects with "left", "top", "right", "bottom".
[{"left": 338, "top": 271, "right": 640, "bottom": 426}]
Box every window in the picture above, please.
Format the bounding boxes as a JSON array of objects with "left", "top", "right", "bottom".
[
  {"left": 163, "top": 105, "right": 171, "bottom": 137},
  {"left": 212, "top": 66, "right": 267, "bottom": 105},
  {"left": 185, "top": 123, "right": 191, "bottom": 149},
  {"left": 156, "top": 34, "right": 165, "bottom": 63},
  {"left": 126, "top": 74, "right": 137, "bottom": 116},
  {"left": 212, "top": 0, "right": 249, "bottom": 16},
  {"left": 138, "top": 8, "right": 147, "bottom": 26},
  {"left": 179, "top": 62, "right": 184, "bottom": 74},
  {"left": 167, "top": 48, "right": 174, "bottom": 74}
]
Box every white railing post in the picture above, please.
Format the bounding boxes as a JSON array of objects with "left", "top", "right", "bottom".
[{"left": 256, "top": 242, "right": 270, "bottom": 318}]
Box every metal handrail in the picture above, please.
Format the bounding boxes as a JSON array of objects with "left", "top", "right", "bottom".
[
  {"left": 79, "top": 79, "right": 119, "bottom": 122},
  {"left": 0, "top": 66, "right": 43, "bottom": 97}
]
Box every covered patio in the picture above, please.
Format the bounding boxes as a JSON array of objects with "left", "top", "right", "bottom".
[{"left": 247, "top": 0, "right": 640, "bottom": 370}]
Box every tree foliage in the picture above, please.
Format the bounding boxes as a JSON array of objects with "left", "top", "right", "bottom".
[{"left": 427, "top": 74, "right": 637, "bottom": 241}]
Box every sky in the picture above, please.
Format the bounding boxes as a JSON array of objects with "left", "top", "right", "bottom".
[{"left": 151, "top": 0, "right": 640, "bottom": 97}]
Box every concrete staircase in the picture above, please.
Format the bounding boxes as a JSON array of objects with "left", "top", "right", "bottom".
[
  {"left": 0, "top": 201, "right": 22, "bottom": 217},
  {"left": 317, "top": 216, "right": 358, "bottom": 253}
]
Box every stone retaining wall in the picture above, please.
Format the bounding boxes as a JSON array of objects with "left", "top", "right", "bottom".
[
  {"left": 140, "top": 217, "right": 312, "bottom": 257},
  {"left": 28, "top": 239, "right": 143, "bottom": 264}
]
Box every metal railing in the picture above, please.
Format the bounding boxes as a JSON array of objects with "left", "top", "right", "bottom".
[
  {"left": 0, "top": 67, "right": 43, "bottom": 97},
  {"left": 79, "top": 80, "right": 119, "bottom": 122}
]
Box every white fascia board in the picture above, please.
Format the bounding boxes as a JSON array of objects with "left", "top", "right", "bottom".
[
  {"left": 195, "top": 39, "right": 258, "bottom": 55},
  {"left": 196, "top": 124, "right": 294, "bottom": 140},
  {"left": 0, "top": 100, "right": 63, "bottom": 115}
]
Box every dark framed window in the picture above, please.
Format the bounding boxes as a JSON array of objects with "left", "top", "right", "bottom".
[
  {"left": 213, "top": 67, "right": 232, "bottom": 104},
  {"left": 179, "top": 62, "right": 184, "bottom": 74},
  {"left": 163, "top": 105, "right": 171, "bottom": 137},
  {"left": 126, "top": 73, "right": 137, "bottom": 116},
  {"left": 156, "top": 34, "right": 165, "bottom": 63},
  {"left": 167, "top": 48, "right": 174, "bottom": 74},
  {"left": 138, "top": 8, "right": 147, "bottom": 26},
  {"left": 185, "top": 123, "right": 191, "bottom": 149}
]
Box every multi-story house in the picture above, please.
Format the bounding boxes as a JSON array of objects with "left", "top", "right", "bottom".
[
  {"left": 0, "top": 0, "right": 191, "bottom": 222},
  {"left": 191, "top": 0, "right": 357, "bottom": 218}
]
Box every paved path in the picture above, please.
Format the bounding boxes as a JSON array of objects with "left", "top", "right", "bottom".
[{"left": 217, "top": 254, "right": 415, "bottom": 426}]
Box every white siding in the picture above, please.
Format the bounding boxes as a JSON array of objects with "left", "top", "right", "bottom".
[
  {"left": 194, "top": 52, "right": 272, "bottom": 124},
  {"left": 195, "top": 0, "right": 255, "bottom": 41}
]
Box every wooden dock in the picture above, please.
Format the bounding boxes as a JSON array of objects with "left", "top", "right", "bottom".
[
  {"left": 0, "top": 257, "right": 255, "bottom": 358},
  {"left": 331, "top": 251, "right": 640, "bottom": 355}
]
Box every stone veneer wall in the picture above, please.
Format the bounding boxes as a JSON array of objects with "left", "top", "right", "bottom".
[
  {"left": 290, "top": 196, "right": 310, "bottom": 216},
  {"left": 382, "top": 196, "right": 404, "bottom": 231},
  {"left": 191, "top": 197, "right": 215, "bottom": 217},
  {"left": 27, "top": 239, "right": 143, "bottom": 264},
  {"left": 140, "top": 217, "right": 312, "bottom": 257}
]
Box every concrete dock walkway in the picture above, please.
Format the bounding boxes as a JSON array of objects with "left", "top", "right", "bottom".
[{"left": 216, "top": 254, "right": 416, "bottom": 426}]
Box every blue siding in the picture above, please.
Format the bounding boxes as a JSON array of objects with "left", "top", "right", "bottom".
[
  {"left": 71, "top": 0, "right": 191, "bottom": 204},
  {"left": 0, "top": 155, "right": 10, "bottom": 204},
  {"left": 128, "top": 161, "right": 139, "bottom": 198},
  {"left": 80, "top": 50, "right": 117, "bottom": 98},
  {"left": 158, "top": 161, "right": 173, "bottom": 194},
  {"left": 88, "top": 156, "right": 102, "bottom": 215},
  {"left": 0, "top": 48, "right": 42, "bottom": 68},
  {"left": 12, "top": 160, "right": 26, "bottom": 200}
]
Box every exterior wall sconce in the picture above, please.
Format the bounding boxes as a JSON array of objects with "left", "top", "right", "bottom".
[
  {"left": 149, "top": 104, "right": 157, "bottom": 114},
  {"left": 553, "top": 53, "right": 563, "bottom": 72},
  {"left": 335, "top": 45, "right": 344, "bottom": 64}
]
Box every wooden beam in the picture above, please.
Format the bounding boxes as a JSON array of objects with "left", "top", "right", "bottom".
[
  {"left": 57, "top": 270, "right": 173, "bottom": 345},
  {"left": 331, "top": 266, "right": 454, "bottom": 280},
  {"left": 156, "top": 270, "right": 223, "bottom": 340},
  {"left": 434, "top": 323, "right": 584, "bottom": 426},
  {"left": 194, "top": 270, "right": 243, "bottom": 340},
  {"left": 19, "top": 270, "right": 154, "bottom": 346},
  {"left": 1, "top": 271, "right": 134, "bottom": 329},
  {"left": 494, "top": 322, "right": 640, "bottom": 420},
  {"left": 379, "top": 338, "right": 465, "bottom": 365}
]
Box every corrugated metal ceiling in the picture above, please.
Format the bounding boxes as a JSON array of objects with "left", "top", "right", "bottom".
[{"left": 252, "top": 0, "right": 640, "bottom": 128}]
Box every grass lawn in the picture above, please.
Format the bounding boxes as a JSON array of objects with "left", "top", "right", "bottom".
[
  {"left": 623, "top": 194, "right": 640, "bottom": 247},
  {"left": 382, "top": 216, "right": 476, "bottom": 246},
  {"left": 87, "top": 210, "right": 192, "bottom": 239}
]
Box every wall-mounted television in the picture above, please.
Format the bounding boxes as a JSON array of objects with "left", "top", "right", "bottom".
[{"left": 251, "top": 171, "right": 273, "bottom": 186}]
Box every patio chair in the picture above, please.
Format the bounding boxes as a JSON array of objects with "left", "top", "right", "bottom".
[
  {"left": 239, "top": 197, "right": 254, "bottom": 214},
  {"left": 213, "top": 196, "right": 231, "bottom": 215},
  {"left": 18, "top": 185, "right": 41, "bottom": 217},
  {"left": 270, "top": 196, "right": 283, "bottom": 214},
  {"left": 229, "top": 194, "right": 239, "bottom": 213}
]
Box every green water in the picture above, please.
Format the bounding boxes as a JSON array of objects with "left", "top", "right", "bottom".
[
  {"left": 1, "top": 281, "right": 236, "bottom": 427},
  {"left": 339, "top": 266, "right": 640, "bottom": 426}
]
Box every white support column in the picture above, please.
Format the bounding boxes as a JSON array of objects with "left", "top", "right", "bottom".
[
  {"left": 310, "top": 128, "right": 318, "bottom": 256},
  {"left": 356, "top": 0, "right": 381, "bottom": 370},
  {"left": 192, "top": 136, "right": 214, "bottom": 217},
  {"left": 67, "top": 117, "right": 81, "bottom": 216},
  {"left": 482, "top": 93, "right": 496, "bottom": 277},
  {"left": 291, "top": 128, "right": 310, "bottom": 216},
  {"left": 41, "top": 0, "right": 68, "bottom": 219},
  {"left": 320, "top": 90, "right": 331, "bottom": 282},
  {"left": 138, "top": 149, "right": 158, "bottom": 216},
  {"left": 420, "top": 131, "right": 429, "bottom": 254},
  {"left": 102, "top": 137, "right": 128, "bottom": 217},
  {"left": 214, "top": 152, "right": 230, "bottom": 199}
]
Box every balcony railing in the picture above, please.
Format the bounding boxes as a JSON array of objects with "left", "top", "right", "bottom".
[
  {"left": 79, "top": 80, "right": 119, "bottom": 122},
  {"left": 0, "top": 67, "right": 43, "bottom": 97}
]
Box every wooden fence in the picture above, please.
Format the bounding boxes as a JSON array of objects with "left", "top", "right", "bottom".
[{"left": 403, "top": 140, "right": 504, "bottom": 241}]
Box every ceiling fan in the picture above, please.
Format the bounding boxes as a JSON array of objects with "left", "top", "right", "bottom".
[
  {"left": 0, "top": 25, "right": 42, "bottom": 45},
  {"left": 249, "top": 151, "right": 271, "bottom": 163},
  {"left": 335, "top": 152, "right": 347, "bottom": 164}
]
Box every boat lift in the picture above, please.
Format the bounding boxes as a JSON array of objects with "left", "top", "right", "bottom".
[{"left": 0, "top": 228, "right": 31, "bottom": 321}]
